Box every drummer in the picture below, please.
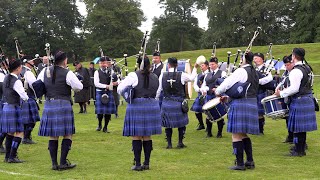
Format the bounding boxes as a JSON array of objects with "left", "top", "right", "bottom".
[
  {"left": 275, "top": 48, "right": 317, "bottom": 157},
  {"left": 215, "top": 52, "right": 259, "bottom": 170},
  {"left": 191, "top": 60, "right": 209, "bottom": 131},
  {"left": 200, "top": 57, "right": 226, "bottom": 138},
  {"left": 275, "top": 55, "right": 294, "bottom": 143},
  {"left": 253, "top": 53, "right": 274, "bottom": 135}
]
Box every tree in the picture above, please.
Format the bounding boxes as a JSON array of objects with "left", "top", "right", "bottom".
[
  {"left": 0, "top": 0, "right": 83, "bottom": 59},
  {"left": 148, "top": 0, "right": 207, "bottom": 53},
  {"left": 83, "top": 0, "right": 144, "bottom": 58}
]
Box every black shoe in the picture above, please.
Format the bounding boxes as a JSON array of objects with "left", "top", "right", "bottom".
[
  {"left": 142, "top": 164, "right": 150, "bottom": 170},
  {"left": 131, "top": 165, "right": 143, "bottom": 171},
  {"left": 52, "top": 164, "right": 59, "bottom": 171},
  {"left": 177, "top": 143, "right": 186, "bottom": 149},
  {"left": 3, "top": 158, "right": 8, "bottom": 163},
  {"left": 102, "top": 127, "right": 109, "bottom": 133},
  {"left": 96, "top": 126, "right": 102, "bottom": 131},
  {"left": 196, "top": 124, "right": 205, "bottom": 131},
  {"left": 206, "top": 133, "right": 213, "bottom": 138},
  {"left": 287, "top": 151, "right": 306, "bottom": 157},
  {"left": 0, "top": 146, "right": 5, "bottom": 153},
  {"left": 229, "top": 165, "right": 246, "bottom": 170},
  {"left": 166, "top": 144, "right": 172, "bottom": 149},
  {"left": 22, "top": 138, "right": 36, "bottom": 144},
  {"left": 244, "top": 161, "right": 255, "bottom": 169},
  {"left": 59, "top": 160, "right": 76, "bottom": 170},
  {"left": 115, "top": 114, "right": 119, "bottom": 119},
  {"left": 283, "top": 137, "right": 293, "bottom": 143},
  {"left": 83, "top": 110, "right": 87, "bottom": 114},
  {"left": 78, "top": 110, "right": 83, "bottom": 114},
  {"left": 8, "top": 157, "right": 24, "bottom": 163},
  {"left": 216, "top": 133, "right": 222, "bottom": 138}
]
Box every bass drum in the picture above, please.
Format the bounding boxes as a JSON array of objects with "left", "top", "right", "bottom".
[{"left": 162, "top": 59, "right": 193, "bottom": 99}]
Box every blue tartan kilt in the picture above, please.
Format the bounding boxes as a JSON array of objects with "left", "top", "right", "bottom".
[
  {"left": 0, "top": 100, "right": 3, "bottom": 121},
  {"left": 38, "top": 99, "right": 75, "bottom": 137},
  {"left": 227, "top": 98, "right": 259, "bottom": 135},
  {"left": 288, "top": 95, "right": 317, "bottom": 133},
  {"left": 257, "top": 92, "right": 266, "bottom": 116},
  {"left": 161, "top": 97, "right": 188, "bottom": 128},
  {"left": 0, "top": 104, "right": 24, "bottom": 133},
  {"left": 190, "top": 93, "right": 204, "bottom": 113},
  {"left": 21, "top": 98, "right": 40, "bottom": 124},
  {"left": 95, "top": 90, "right": 116, "bottom": 115},
  {"left": 123, "top": 98, "right": 162, "bottom": 136}
]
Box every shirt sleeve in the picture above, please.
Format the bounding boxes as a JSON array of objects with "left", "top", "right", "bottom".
[
  {"left": 0, "top": 73, "right": 5, "bottom": 82},
  {"left": 94, "top": 70, "right": 108, "bottom": 89},
  {"left": 66, "top": 71, "right": 83, "bottom": 92},
  {"left": 280, "top": 69, "right": 303, "bottom": 98},
  {"left": 13, "top": 80, "right": 28, "bottom": 101},
  {"left": 259, "top": 72, "right": 273, "bottom": 85},
  {"left": 25, "top": 71, "right": 37, "bottom": 87},
  {"left": 193, "top": 75, "right": 200, "bottom": 93},
  {"left": 181, "top": 67, "right": 197, "bottom": 84},
  {"left": 117, "top": 72, "right": 138, "bottom": 94},
  {"left": 215, "top": 68, "right": 247, "bottom": 95},
  {"left": 37, "top": 67, "right": 45, "bottom": 82},
  {"left": 156, "top": 73, "right": 163, "bottom": 98}
]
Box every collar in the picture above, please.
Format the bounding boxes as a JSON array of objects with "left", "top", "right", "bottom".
[
  {"left": 23, "top": 65, "right": 31, "bottom": 71},
  {"left": 202, "top": 69, "right": 209, "bottom": 74},
  {"left": 256, "top": 64, "right": 264, "bottom": 70},
  {"left": 242, "top": 64, "right": 251, "bottom": 68},
  {"left": 294, "top": 61, "right": 303, "bottom": 66},
  {"left": 168, "top": 67, "right": 177, "bottom": 72},
  {"left": 210, "top": 68, "right": 219, "bottom": 74},
  {"left": 154, "top": 62, "right": 162, "bottom": 69},
  {"left": 10, "top": 73, "right": 18, "bottom": 78}
]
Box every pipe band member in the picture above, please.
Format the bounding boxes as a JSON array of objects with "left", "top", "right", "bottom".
[{"left": 37, "top": 51, "right": 83, "bottom": 170}]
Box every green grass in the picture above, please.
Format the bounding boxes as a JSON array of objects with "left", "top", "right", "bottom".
[{"left": 1, "top": 43, "right": 320, "bottom": 179}]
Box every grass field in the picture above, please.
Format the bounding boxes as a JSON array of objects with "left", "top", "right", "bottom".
[{"left": 1, "top": 43, "right": 320, "bottom": 179}]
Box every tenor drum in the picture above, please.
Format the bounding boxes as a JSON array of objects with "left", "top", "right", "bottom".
[
  {"left": 261, "top": 95, "right": 288, "bottom": 119},
  {"left": 162, "top": 59, "right": 192, "bottom": 99},
  {"left": 202, "top": 97, "right": 228, "bottom": 122}
]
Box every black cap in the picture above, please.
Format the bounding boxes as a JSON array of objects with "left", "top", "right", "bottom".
[
  {"left": 283, "top": 54, "right": 292, "bottom": 64},
  {"left": 168, "top": 57, "right": 178, "bottom": 65},
  {"left": 292, "top": 48, "right": 305, "bottom": 60},
  {"left": 73, "top": 61, "right": 80, "bottom": 66},
  {"left": 153, "top": 51, "right": 160, "bottom": 56},
  {"left": 209, "top": 57, "right": 218, "bottom": 63},
  {"left": 54, "top": 51, "right": 67, "bottom": 63},
  {"left": 90, "top": 62, "right": 94, "bottom": 65},
  {"left": 253, "top": 52, "right": 264, "bottom": 60},
  {"left": 9, "top": 59, "right": 22, "bottom": 71},
  {"left": 100, "top": 56, "right": 110, "bottom": 62},
  {"left": 21, "top": 55, "right": 33, "bottom": 63}
]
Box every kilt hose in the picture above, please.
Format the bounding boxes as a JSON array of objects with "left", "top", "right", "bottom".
[
  {"left": 161, "top": 97, "right": 188, "bottom": 128},
  {"left": 38, "top": 99, "right": 75, "bottom": 137},
  {"left": 288, "top": 95, "right": 317, "bottom": 133},
  {"left": 0, "top": 104, "right": 24, "bottom": 133},
  {"left": 95, "top": 90, "right": 116, "bottom": 115},
  {"left": 21, "top": 98, "right": 40, "bottom": 124},
  {"left": 123, "top": 98, "right": 162, "bottom": 136},
  {"left": 227, "top": 98, "right": 259, "bottom": 135}
]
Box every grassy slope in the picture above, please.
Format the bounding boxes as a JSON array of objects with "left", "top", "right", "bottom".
[{"left": 1, "top": 43, "right": 320, "bottom": 179}]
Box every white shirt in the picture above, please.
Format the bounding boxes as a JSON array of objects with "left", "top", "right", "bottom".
[
  {"left": 23, "top": 66, "right": 37, "bottom": 87},
  {"left": 256, "top": 64, "right": 273, "bottom": 85},
  {"left": 280, "top": 61, "right": 304, "bottom": 98},
  {"left": 0, "top": 71, "right": 5, "bottom": 82},
  {"left": 194, "top": 69, "right": 209, "bottom": 93},
  {"left": 117, "top": 72, "right": 139, "bottom": 94},
  {"left": 10, "top": 73, "right": 29, "bottom": 101},
  {"left": 200, "top": 68, "right": 227, "bottom": 93},
  {"left": 152, "top": 62, "right": 162, "bottom": 71},
  {"left": 37, "top": 67, "right": 83, "bottom": 92},
  {"left": 156, "top": 67, "right": 197, "bottom": 98},
  {"left": 94, "top": 68, "right": 120, "bottom": 90},
  {"left": 216, "top": 64, "right": 251, "bottom": 95}
]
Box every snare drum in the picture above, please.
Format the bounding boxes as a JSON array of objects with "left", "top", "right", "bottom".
[
  {"left": 202, "top": 97, "right": 228, "bottom": 122},
  {"left": 162, "top": 59, "right": 192, "bottom": 99},
  {"left": 261, "top": 95, "right": 288, "bottom": 119}
]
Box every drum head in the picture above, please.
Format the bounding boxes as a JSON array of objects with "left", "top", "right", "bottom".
[
  {"left": 261, "top": 95, "right": 278, "bottom": 104},
  {"left": 202, "top": 97, "right": 220, "bottom": 110}
]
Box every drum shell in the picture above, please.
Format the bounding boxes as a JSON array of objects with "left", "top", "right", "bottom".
[
  {"left": 202, "top": 98, "right": 228, "bottom": 122},
  {"left": 261, "top": 95, "right": 288, "bottom": 119}
]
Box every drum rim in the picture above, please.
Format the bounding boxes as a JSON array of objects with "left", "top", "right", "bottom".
[
  {"left": 261, "top": 95, "right": 282, "bottom": 104},
  {"left": 202, "top": 97, "right": 221, "bottom": 110}
]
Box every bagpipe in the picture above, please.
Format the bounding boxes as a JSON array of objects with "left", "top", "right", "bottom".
[{"left": 0, "top": 46, "right": 9, "bottom": 75}]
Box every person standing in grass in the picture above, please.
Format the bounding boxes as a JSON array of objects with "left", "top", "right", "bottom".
[
  {"left": 0, "top": 63, "right": 7, "bottom": 153},
  {"left": 0, "top": 59, "right": 28, "bottom": 163},
  {"left": 118, "top": 56, "right": 161, "bottom": 171},
  {"left": 37, "top": 51, "right": 83, "bottom": 170},
  {"left": 215, "top": 52, "right": 259, "bottom": 170},
  {"left": 73, "top": 61, "right": 90, "bottom": 114},
  {"left": 275, "top": 48, "right": 317, "bottom": 157}
]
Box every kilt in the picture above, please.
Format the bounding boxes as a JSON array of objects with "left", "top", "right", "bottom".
[
  {"left": 0, "top": 100, "right": 3, "bottom": 121},
  {"left": 190, "top": 93, "right": 204, "bottom": 113},
  {"left": 161, "top": 97, "right": 188, "bottom": 128},
  {"left": 288, "top": 95, "right": 317, "bottom": 133},
  {"left": 0, "top": 104, "right": 24, "bottom": 133},
  {"left": 227, "top": 98, "right": 259, "bottom": 135},
  {"left": 123, "top": 98, "right": 162, "bottom": 136},
  {"left": 257, "top": 92, "right": 267, "bottom": 116},
  {"left": 159, "top": 91, "right": 164, "bottom": 107},
  {"left": 95, "top": 90, "right": 116, "bottom": 115},
  {"left": 21, "top": 98, "right": 40, "bottom": 124},
  {"left": 38, "top": 99, "right": 75, "bottom": 137}
]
